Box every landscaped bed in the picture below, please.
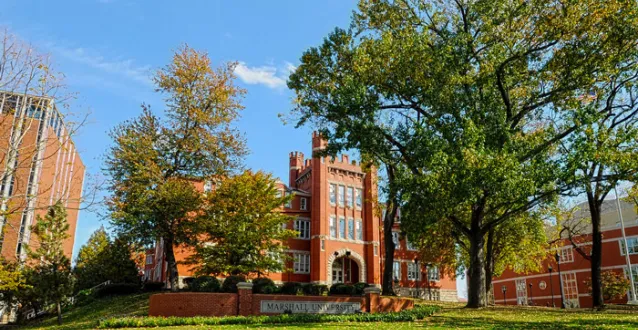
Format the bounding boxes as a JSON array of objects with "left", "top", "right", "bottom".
[{"left": 98, "top": 305, "right": 441, "bottom": 328}]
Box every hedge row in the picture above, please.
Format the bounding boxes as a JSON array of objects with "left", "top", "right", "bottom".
[{"left": 98, "top": 305, "right": 441, "bottom": 328}]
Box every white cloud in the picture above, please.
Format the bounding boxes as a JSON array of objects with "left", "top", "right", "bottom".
[
  {"left": 234, "top": 62, "right": 295, "bottom": 89},
  {"left": 47, "top": 44, "right": 152, "bottom": 86}
]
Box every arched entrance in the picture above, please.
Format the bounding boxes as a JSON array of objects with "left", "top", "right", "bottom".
[
  {"left": 332, "top": 257, "right": 359, "bottom": 284},
  {"left": 327, "top": 249, "right": 366, "bottom": 285}
]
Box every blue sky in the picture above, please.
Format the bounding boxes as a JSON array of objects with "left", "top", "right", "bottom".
[{"left": 1, "top": 0, "right": 467, "bottom": 298}]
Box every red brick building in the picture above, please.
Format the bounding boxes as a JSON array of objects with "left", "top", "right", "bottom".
[
  {"left": 492, "top": 199, "right": 638, "bottom": 308},
  {"left": 145, "top": 132, "right": 457, "bottom": 300},
  {"left": 0, "top": 92, "right": 85, "bottom": 262}
]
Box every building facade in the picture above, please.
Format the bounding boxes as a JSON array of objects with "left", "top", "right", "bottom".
[
  {"left": 145, "top": 132, "right": 457, "bottom": 300},
  {"left": 0, "top": 92, "right": 85, "bottom": 262},
  {"left": 492, "top": 199, "right": 638, "bottom": 308}
]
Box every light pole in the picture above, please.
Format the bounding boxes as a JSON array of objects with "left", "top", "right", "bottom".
[
  {"left": 426, "top": 263, "right": 432, "bottom": 301},
  {"left": 528, "top": 283, "right": 533, "bottom": 306},
  {"left": 501, "top": 285, "right": 507, "bottom": 306},
  {"left": 614, "top": 186, "right": 638, "bottom": 304},
  {"left": 548, "top": 266, "right": 555, "bottom": 307},
  {"left": 555, "top": 252, "right": 565, "bottom": 309}
]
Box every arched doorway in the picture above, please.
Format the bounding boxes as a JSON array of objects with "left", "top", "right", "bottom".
[
  {"left": 326, "top": 249, "right": 366, "bottom": 285},
  {"left": 332, "top": 257, "right": 359, "bottom": 284}
]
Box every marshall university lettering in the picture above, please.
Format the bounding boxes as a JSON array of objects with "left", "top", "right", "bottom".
[{"left": 260, "top": 300, "right": 361, "bottom": 314}]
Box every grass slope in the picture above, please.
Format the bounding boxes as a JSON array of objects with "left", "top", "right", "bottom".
[
  {"left": 22, "top": 293, "right": 151, "bottom": 330},
  {"left": 20, "top": 294, "right": 638, "bottom": 330}
]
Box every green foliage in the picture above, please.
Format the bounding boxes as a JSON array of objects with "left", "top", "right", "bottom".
[
  {"left": 353, "top": 282, "right": 368, "bottom": 295},
  {"left": 329, "top": 283, "right": 355, "bottom": 296},
  {"left": 97, "top": 305, "right": 441, "bottom": 328},
  {"left": 186, "top": 170, "right": 296, "bottom": 277},
  {"left": 188, "top": 276, "right": 220, "bottom": 293},
  {"left": 287, "top": 0, "right": 638, "bottom": 307},
  {"left": 141, "top": 282, "right": 165, "bottom": 292},
  {"left": 95, "top": 283, "right": 140, "bottom": 298},
  {"left": 74, "top": 229, "right": 141, "bottom": 292},
  {"left": 22, "top": 202, "right": 74, "bottom": 324},
  {"left": 221, "top": 275, "right": 246, "bottom": 293},
  {"left": 261, "top": 284, "right": 280, "bottom": 294},
  {"left": 280, "top": 282, "right": 303, "bottom": 295},
  {"left": 105, "top": 45, "right": 247, "bottom": 289},
  {"left": 252, "top": 277, "right": 275, "bottom": 294}
]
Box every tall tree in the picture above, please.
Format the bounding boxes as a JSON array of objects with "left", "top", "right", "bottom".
[
  {"left": 186, "top": 170, "right": 296, "bottom": 277},
  {"left": 24, "top": 201, "right": 73, "bottom": 325},
  {"left": 288, "top": 0, "right": 638, "bottom": 307},
  {"left": 560, "top": 72, "right": 638, "bottom": 307},
  {"left": 105, "top": 45, "right": 247, "bottom": 290}
]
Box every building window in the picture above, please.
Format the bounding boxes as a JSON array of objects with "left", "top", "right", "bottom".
[
  {"left": 356, "top": 188, "right": 362, "bottom": 208},
  {"left": 408, "top": 262, "right": 421, "bottom": 281},
  {"left": 203, "top": 180, "right": 213, "bottom": 193},
  {"left": 560, "top": 272, "right": 580, "bottom": 308},
  {"left": 374, "top": 245, "right": 378, "bottom": 256},
  {"left": 329, "top": 184, "right": 336, "bottom": 205},
  {"left": 356, "top": 219, "right": 363, "bottom": 241},
  {"left": 392, "top": 232, "right": 400, "bottom": 249},
  {"left": 348, "top": 218, "right": 354, "bottom": 240},
  {"left": 338, "top": 185, "right": 345, "bottom": 207},
  {"left": 427, "top": 265, "right": 440, "bottom": 281},
  {"left": 347, "top": 187, "right": 354, "bottom": 208},
  {"left": 294, "top": 219, "right": 310, "bottom": 239},
  {"left": 145, "top": 255, "right": 154, "bottom": 265},
  {"left": 620, "top": 237, "right": 638, "bottom": 255},
  {"left": 293, "top": 254, "right": 310, "bottom": 274},
  {"left": 558, "top": 246, "right": 574, "bottom": 263},
  {"left": 393, "top": 261, "right": 401, "bottom": 281},
  {"left": 515, "top": 279, "right": 528, "bottom": 305},
  {"left": 626, "top": 265, "right": 638, "bottom": 301},
  {"left": 300, "top": 197, "right": 307, "bottom": 210},
  {"left": 339, "top": 217, "right": 346, "bottom": 238},
  {"left": 330, "top": 216, "right": 337, "bottom": 238}
]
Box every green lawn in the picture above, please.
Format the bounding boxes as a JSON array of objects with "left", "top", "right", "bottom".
[{"left": 22, "top": 294, "right": 638, "bottom": 330}]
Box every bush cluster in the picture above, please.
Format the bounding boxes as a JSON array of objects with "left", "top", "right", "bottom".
[
  {"left": 188, "top": 276, "right": 220, "bottom": 292},
  {"left": 277, "top": 282, "right": 328, "bottom": 296},
  {"left": 329, "top": 282, "right": 368, "bottom": 295},
  {"left": 95, "top": 283, "right": 140, "bottom": 298},
  {"left": 252, "top": 278, "right": 275, "bottom": 294},
  {"left": 222, "top": 275, "right": 246, "bottom": 293},
  {"left": 142, "top": 282, "right": 165, "bottom": 292},
  {"left": 98, "top": 305, "right": 441, "bottom": 328}
]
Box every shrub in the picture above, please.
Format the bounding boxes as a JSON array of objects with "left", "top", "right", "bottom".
[
  {"left": 222, "top": 275, "right": 246, "bottom": 293},
  {"left": 189, "top": 276, "right": 221, "bottom": 292},
  {"left": 312, "top": 284, "right": 329, "bottom": 296},
  {"left": 73, "top": 289, "right": 95, "bottom": 306},
  {"left": 98, "top": 305, "right": 441, "bottom": 328},
  {"left": 262, "top": 284, "right": 280, "bottom": 294},
  {"left": 329, "top": 283, "right": 355, "bottom": 295},
  {"left": 95, "top": 283, "right": 139, "bottom": 297},
  {"left": 280, "top": 282, "right": 303, "bottom": 295},
  {"left": 142, "top": 282, "right": 165, "bottom": 292},
  {"left": 252, "top": 277, "right": 275, "bottom": 293},
  {"left": 353, "top": 282, "right": 368, "bottom": 295}
]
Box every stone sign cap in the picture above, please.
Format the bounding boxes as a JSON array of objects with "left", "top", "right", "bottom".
[
  {"left": 236, "top": 282, "right": 253, "bottom": 290},
  {"left": 363, "top": 287, "right": 381, "bottom": 294}
]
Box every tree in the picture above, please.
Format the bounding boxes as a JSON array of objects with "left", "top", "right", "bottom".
[
  {"left": 73, "top": 228, "right": 140, "bottom": 291},
  {"left": 0, "top": 258, "right": 28, "bottom": 320},
  {"left": 105, "top": 45, "right": 247, "bottom": 291},
  {"left": 186, "top": 170, "right": 296, "bottom": 277},
  {"left": 288, "top": 0, "right": 638, "bottom": 307},
  {"left": 560, "top": 69, "right": 638, "bottom": 307},
  {"left": 379, "top": 162, "right": 400, "bottom": 296},
  {"left": 24, "top": 201, "right": 73, "bottom": 325}
]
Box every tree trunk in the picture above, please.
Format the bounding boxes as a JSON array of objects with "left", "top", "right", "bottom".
[
  {"left": 587, "top": 194, "right": 604, "bottom": 308},
  {"left": 484, "top": 228, "right": 495, "bottom": 305},
  {"left": 382, "top": 204, "right": 397, "bottom": 296},
  {"left": 164, "top": 237, "right": 179, "bottom": 292},
  {"left": 56, "top": 301, "right": 62, "bottom": 325}
]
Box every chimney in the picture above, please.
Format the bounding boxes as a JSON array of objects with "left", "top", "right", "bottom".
[{"left": 289, "top": 151, "right": 304, "bottom": 188}]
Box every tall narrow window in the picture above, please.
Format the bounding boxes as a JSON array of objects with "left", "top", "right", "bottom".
[
  {"left": 427, "top": 265, "right": 440, "bottom": 281},
  {"left": 339, "top": 216, "right": 346, "bottom": 238},
  {"left": 293, "top": 254, "right": 310, "bottom": 274},
  {"left": 393, "top": 261, "right": 401, "bottom": 281},
  {"left": 408, "top": 262, "right": 420, "bottom": 281},
  {"left": 338, "top": 185, "right": 345, "bottom": 207},
  {"left": 329, "top": 216, "right": 337, "bottom": 238},
  {"left": 294, "top": 219, "right": 310, "bottom": 239},
  {"left": 620, "top": 237, "right": 638, "bottom": 255},
  {"left": 392, "top": 232, "right": 400, "bottom": 249},
  {"left": 356, "top": 188, "right": 362, "bottom": 208},
  {"left": 348, "top": 218, "right": 354, "bottom": 240},
  {"left": 300, "top": 197, "right": 307, "bottom": 210},
  {"left": 347, "top": 187, "right": 354, "bottom": 208},
  {"left": 329, "top": 184, "right": 336, "bottom": 205},
  {"left": 356, "top": 219, "right": 363, "bottom": 240}
]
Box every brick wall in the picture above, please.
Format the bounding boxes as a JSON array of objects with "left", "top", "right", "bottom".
[
  {"left": 377, "top": 296, "right": 414, "bottom": 312},
  {"left": 149, "top": 293, "right": 237, "bottom": 317}
]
